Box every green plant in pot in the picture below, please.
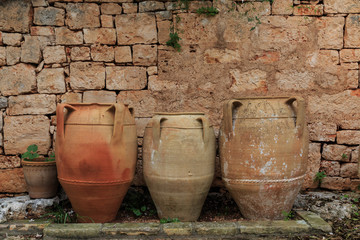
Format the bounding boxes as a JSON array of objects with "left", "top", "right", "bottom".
[{"left": 21, "top": 144, "right": 59, "bottom": 198}]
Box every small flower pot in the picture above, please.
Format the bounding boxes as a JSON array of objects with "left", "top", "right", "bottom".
[{"left": 22, "top": 158, "right": 59, "bottom": 199}]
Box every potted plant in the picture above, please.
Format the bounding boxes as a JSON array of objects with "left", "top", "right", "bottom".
[{"left": 21, "top": 144, "right": 59, "bottom": 198}]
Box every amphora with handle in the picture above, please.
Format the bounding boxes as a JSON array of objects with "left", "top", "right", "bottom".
[
  {"left": 56, "top": 103, "right": 137, "bottom": 223},
  {"left": 220, "top": 97, "right": 309, "bottom": 220},
  {"left": 143, "top": 113, "right": 215, "bottom": 221}
]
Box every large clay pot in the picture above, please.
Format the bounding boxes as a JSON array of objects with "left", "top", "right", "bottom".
[
  {"left": 143, "top": 113, "right": 215, "bottom": 221},
  {"left": 220, "top": 97, "right": 308, "bottom": 220},
  {"left": 56, "top": 103, "right": 137, "bottom": 223},
  {"left": 22, "top": 159, "right": 58, "bottom": 199}
]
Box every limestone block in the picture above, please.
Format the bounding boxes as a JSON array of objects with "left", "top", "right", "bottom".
[
  {"left": 21, "top": 36, "right": 42, "bottom": 64},
  {"left": 8, "top": 94, "right": 56, "bottom": 115},
  {"left": 115, "top": 13, "right": 157, "bottom": 44},
  {"left": 139, "top": 1, "right": 165, "bottom": 12},
  {"left": 341, "top": 62, "right": 359, "bottom": 70},
  {"left": 308, "top": 122, "right": 337, "bottom": 142},
  {"left": 59, "top": 92, "right": 82, "bottom": 103},
  {"left": 0, "top": 155, "right": 21, "bottom": 169},
  {"left": 0, "top": 97, "right": 8, "bottom": 109},
  {"left": 320, "top": 160, "right": 340, "bottom": 177},
  {"left": 337, "top": 130, "right": 360, "bottom": 145},
  {"left": 0, "top": 168, "right": 26, "bottom": 193},
  {"left": 307, "top": 50, "right": 339, "bottom": 67},
  {"left": 101, "top": 15, "right": 114, "bottom": 28},
  {"left": 340, "top": 49, "right": 360, "bottom": 62},
  {"left": 43, "top": 46, "right": 67, "bottom": 64},
  {"left": 156, "top": 20, "right": 171, "bottom": 45},
  {"left": 70, "top": 62, "right": 105, "bottom": 90},
  {"left": 272, "top": 0, "right": 293, "bottom": 15},
  {"left": 0, "top": 31, "right": 2, "bottom": 45},
  {"left": 351, "top": 146, "right": 359, "bottom": 163},
  {"left": 37, "top": 68, "right": 66, "bottom": 94},
  {"left": 0, "top": 47, "right": 5, "bottom": 66},
  {"left": 66, "top": 3, "right": 100, "bottom": 29},
  {"left": 84, "top": 28, "right": 116, "bottom": 45},
  {"left": 2, "top": 33, "right": 22, "bottom": 46},
  {"left": 148, "top": 75, "right": 178, "bottom": 91},
  {"left": 70, "top": 47, "right": 90, "bottom": 61},
  {"left": 91, "top": 45, "right": 114, "bottom": 62},
  {"left": 345, "top": 15, "right": 360, "bottom": 48},
  {"left": 117, "top": 90, "right": 157, "bottom": 117},
  {"left": 31, "top": 26, "right": 55, "bottom": 36},
  {"left": 34, "top": 7, "right": 65, "bottom": 26},
  {"left": 308, "top": 91, "right": 360, "bottom": 127},
  {"left": 0, "top": 64, "right": 36, "bottom": 96},
  {"left": 133, "top": 45, "right": 157, "bottom": 66},
  {"left": 115, "top": 46, "right": 132, "bottom": 63},
  {"left": 294, "top": 4, "right": 323, "bottom": 16},
  {"left": 0, "top": 0, "right": 32, "bottom": 33},
  {"left": 123, "top": 3, "right": 138, "bottom": 14},
  {"left": 322, "top": 144, "right": 352, "bottom": 162},
  {"left": 340, "top": 163, "right": 358, "bottom": 178},
  {"left": 55, "top": 27, "right": 83, "bottom": 45},
  {"left": 147, "top": 66, "right": 158, "bottom": 75},
  {"left": 276, "top": 70, "right": 315, "bottom": 91},
  {"left": 101, "top": 3, "right": 122, "bottom": 14},
  {"left": 324, "top": 0, "right": 360, "bottom": 13},
  {"left": 229, "top": 69, "right": 267, "bottom": 93},
  {"left": 174, "top": 13, "right": 219, "bottom": 45},
  {"left": 83, "top": 90, "right": 116, "bottom": 103},
  {"left": 106, "top": 66, "right": 147, "bottom": 90},
  {"left": 156, "top": 11, "right": 172, "bottom": 21},
  {"left": 4, "top": 115, "right": 51, "bottom": 155},
  {"left": 303, "top": 143, "right": 321, "bottom": 189},
  {"left": 320, "top": 177, "right": 350, "bottom": 191},
  {"left": 32, "top": 0, "right": 48, "bottom": 7},
  {"left": 316, "top": 17, "right": 344, "bottom": 50},
  {"left": 204, "top": 49, "right": 242, "bottom": 64}
]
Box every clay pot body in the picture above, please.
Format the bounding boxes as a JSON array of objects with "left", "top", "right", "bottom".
[
  {"left": 143, "top": 113, "right": 215, "bottom": 221},
  {"left": 56, "top": 103, "right": 137, "bottom": 223},
  {"left": 22, "top": 159, "right": 58, "bottom": 198},
  {"left": 220, "top": 97, "right": 309, "bottom": 220}
]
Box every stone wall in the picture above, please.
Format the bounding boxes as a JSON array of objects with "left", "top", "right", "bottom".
[{"left": 0, "top": 0, "right": 359, "bottom": 196}]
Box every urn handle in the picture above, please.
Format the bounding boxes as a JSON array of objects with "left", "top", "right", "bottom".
[
  {"left": 285, "top": 96, "right": 306, "bottom": 137},
  {"left": 223, "top": 99, "right": 242, "bottom": 138},
  {"left": 152, "top": 117, "right": 167, "bottom": 149},
  {"left": 56, "top": 103, "right": 77, "bottom": 141},
  {"left": 197, "top": 116, "right": 210, "bottom": 146},
  {"left": 107, "top": 104, "right": 128, "bottom": 144}
]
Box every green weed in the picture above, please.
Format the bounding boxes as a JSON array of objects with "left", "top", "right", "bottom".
[
  {"left": 160, "top": 218, "right": 180, "bottom": 224},
  {"left": 314, "top": 171, "right": 326, "bottom": 183},
  {"left": 196, "top": 6, "right": 219, "bottom": 16}
]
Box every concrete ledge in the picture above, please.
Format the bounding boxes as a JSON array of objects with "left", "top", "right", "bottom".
[{"left": 0, "top": 211, "right": 332, "bottom": 239}]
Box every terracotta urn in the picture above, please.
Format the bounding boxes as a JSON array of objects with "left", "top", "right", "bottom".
[
  {"left": 56, "top": 103, "right": 137, "bottom": 223},
  {"left": 220, "top": 97, "right": 309, "bottom": 220},
  {"left": 143, "top": 113, "right": 215, "bottom": 221}
]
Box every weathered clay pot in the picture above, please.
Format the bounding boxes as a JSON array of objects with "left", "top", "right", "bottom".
[
  {"left": 56, "top": 103, "right": 137, "bottom": 223},
  {"left": 143, "top": 113, "right": 215, "bottom": 221},
  {"left": 220, "top": 97, "right": 309, "bottom": 220},
  {"left": 22, "top": 159, "right": 58, "bottom": 199}
]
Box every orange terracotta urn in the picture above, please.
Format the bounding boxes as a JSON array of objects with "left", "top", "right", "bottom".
[
  {"left": 56, "top": 103, "right": 137, "bottom": 223},
  {"left": 143, "top": 113, "right": 215, "bottom": 221},
  {"left": 220, "top": 97, "right": 309, "bottom": 220}
]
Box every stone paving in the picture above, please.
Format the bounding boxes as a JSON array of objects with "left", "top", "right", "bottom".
[{"left": 0, "top": 211, "right": 331, "bottom": 239}]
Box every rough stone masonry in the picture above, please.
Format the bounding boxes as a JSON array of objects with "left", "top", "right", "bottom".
[{"left": 0, "top": 0, "right": 359, "bottom": 196}]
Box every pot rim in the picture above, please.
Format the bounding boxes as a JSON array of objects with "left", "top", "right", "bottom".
[
  {"left": 227, "top": 96, "right": 303, "bottom": 100},
  {"left": 22, "top": 158, "right": 56, "bottom": 167},
  {"left": 153, "top": 112, "right": 205, "bottom": 115}
]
